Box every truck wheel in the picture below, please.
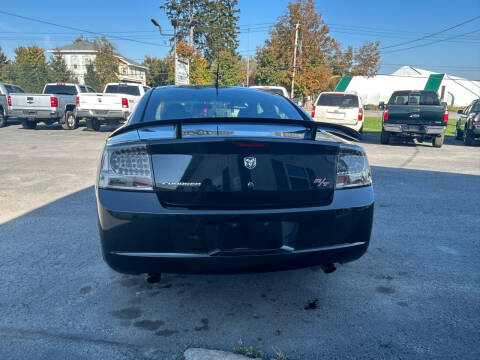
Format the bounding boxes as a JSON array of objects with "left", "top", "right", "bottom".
[
  {"left": 463, "top": 129, "right": 474, "bottom": 146},
  {"left": 432, "top": 134, "right": 444, "bottom": 148},
  {"left": 21, "top": 119, "right": 37, "bottom": 129},
  {"left": 380, "top": 130, "right": 390, "bottom": 144},
  {"left": 91, "top": 119, "right": 100, "bottom": 131},
  {"left": 0, "top": 113, "right": 6, "bottom": 128},
  {"left": 62, "top": 111, "right": 77, "bottom": 130},
  {"left": 455, "top": 128, "right": 463, "bottom": 140}
]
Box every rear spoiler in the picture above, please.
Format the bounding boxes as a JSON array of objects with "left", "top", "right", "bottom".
[{"left": 110, "top": 118, "right": 361, "bottom": 142}]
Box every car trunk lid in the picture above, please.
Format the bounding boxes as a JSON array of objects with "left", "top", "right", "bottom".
[
  {"left": 78, "top": 93, "right": 125, "bottom": 110},
  {"left": 9, "top": 94, "right": 52, "bottom": 109}
]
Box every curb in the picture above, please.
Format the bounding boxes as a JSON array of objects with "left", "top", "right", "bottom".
[{"left": 184, "top": 348, "right": 264, "bottom": 360}]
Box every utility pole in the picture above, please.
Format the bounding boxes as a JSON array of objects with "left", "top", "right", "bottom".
[
  {"left": 290, "top": 23, "right": 299, "bottom": 99},
  {"left": 246, "top": 28, "right": 250, "bottom": 86},
  {"left": 189, "top": 1, "right": 194, "bottom": 48}
]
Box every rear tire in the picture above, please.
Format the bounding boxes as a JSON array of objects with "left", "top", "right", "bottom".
[
  {"left": 463, "top": 128, "right": 474, "bottom": 146},
  {"left": 0, "top": 113, "right": 6, "bottom": 128},
  {"left": 432, "top": 134, "right": 444, "bottom": 148},
  {"left": 62, "top": 111, "right": 77, "bottom": 130},
  {"left": 21, "top": 119, "right": 37, "bottom": 129},
  {"left": 455, "top": 128, "right": 463, "bottom": 140},
  {"left": 380, "top": 130, "right": 390, "bottom": 144}
]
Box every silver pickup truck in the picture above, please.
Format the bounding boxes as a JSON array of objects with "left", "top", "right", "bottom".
[
  {"left": 8, "top": 83, "right": 94, "bottom": 130},
  {"left": 0, "top": 82, "right": 25, "bottom": 128}
]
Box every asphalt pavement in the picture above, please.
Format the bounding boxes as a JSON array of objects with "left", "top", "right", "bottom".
[{"left": 0, "top": 123, "right": 479, "bottom": 360}]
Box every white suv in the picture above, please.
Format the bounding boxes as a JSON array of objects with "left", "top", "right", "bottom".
[{"left": 311, "top": 92, "right": 364, "bottom": 132}]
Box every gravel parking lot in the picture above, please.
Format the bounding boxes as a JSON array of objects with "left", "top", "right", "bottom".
[{"left": 1, "top": 123, "right": 479, "bottom": 360}]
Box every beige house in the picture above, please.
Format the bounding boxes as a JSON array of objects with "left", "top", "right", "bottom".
[{"left": 48, "top": 40, "right": 148, "bottom": 86}]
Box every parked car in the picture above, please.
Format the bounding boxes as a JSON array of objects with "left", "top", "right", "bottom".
[
  {"left": 8, "top": 83, "right": 94, "bottom": 130},
  {"left": 250, "top": 86, "right": 289, "bottom": 98},
  {"left": 95, "top": 86, "right": 374, "bottom": 278},
  {"left": 455, "top": 99, "right": 480, "bottom": 145},
  {"left": 76, "top": 83, "right": 150, "bottom": 131},
  {"left": 379, "top": 90, "right": 448, "bottom": 147},
  {"left": 0, "top": 82, "right": 25, "bottom": 127},
  {"left": 311, "top": 92, "right": 364, "bottom": 133}
]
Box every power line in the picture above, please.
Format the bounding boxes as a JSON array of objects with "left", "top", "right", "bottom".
[
  {"left": 380, "top": 15, "right": 480, "bottom": 50},
  {"left": 0, "top": 10, "right": 170, "bottom": 48}
]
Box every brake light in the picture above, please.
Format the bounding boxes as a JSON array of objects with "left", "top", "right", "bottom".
[
  {"left": 382, "top": 109, "right": 389, "bottom": 121},
  {"left": 473, "top": 114, "right": 479, "bottom": 125},
  {"left": 443, "top": 109, "right": 448, "bottom": 123},
  {"left": 311, "top": 105, "right": 316, "bottom": 118},
  {"left": 50, "top": 97, "right": 58, "bottom": 108},
  {"left": 76, "top": 96, "right": 79, "bottom": 105},
  {"left": 7, "top": 96, "right": 11, "bottom": 106},
  {"left": 122, "top": 98, "right": 128, "bottom": 108},
  {"left": 358, "top": 108, "right": 363, "bottom": 121}
]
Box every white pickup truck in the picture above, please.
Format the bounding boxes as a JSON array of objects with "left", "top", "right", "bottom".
[
  {"left": 8, "top": 83, "right": 94, "bottom": 130},
  {"left": 76, "top": 83, "right": 150, "bottom": 131}
]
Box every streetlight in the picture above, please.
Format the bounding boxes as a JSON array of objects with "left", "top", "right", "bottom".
[{"left": 151, "top": 18, "right": 179, "bottom": 61}]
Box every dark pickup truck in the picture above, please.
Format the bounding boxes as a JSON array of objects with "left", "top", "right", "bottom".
[{"left": 379, "top": 90, "right": 448, "bottom": 148}]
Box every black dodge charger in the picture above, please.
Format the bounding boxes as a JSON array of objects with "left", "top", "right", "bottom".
[{"left": 96, "top": 86, "right": 374, "bottom": 277}]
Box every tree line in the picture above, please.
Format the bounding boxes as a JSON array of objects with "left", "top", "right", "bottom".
[{"left": 0, "top": 0, "right": 380, "bottom": 99}]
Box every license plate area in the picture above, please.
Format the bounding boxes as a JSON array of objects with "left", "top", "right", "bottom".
[
  {"left": 95, "top": 110, "right": 108, "bottom": 115},
  {"left": 215, "top": 221, "right": 283, "bottom": 251}
]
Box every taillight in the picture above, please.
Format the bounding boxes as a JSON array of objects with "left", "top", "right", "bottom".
[
  {"left": 311, "top": 105, "right": 316, "bottom": 118},
  {"left": 7, "top": 95, "right": 11, "bottom": 106},
  {"left": 382, "top": 109, "right": 389, "bottom": 121},
  {"left": 358, "top": 108, "right": 363, "bottom": 121},
  {"left": 122, "top": 98, "right": 128, "bottom": 108},
  {"left": 473, "top": 114, "right": 479, "bottom": 125},
  {"left": 50, "top": 97, "right": 58, "bottom": 108},
  {"left": 98, "top": 144, "right": 153, "bottom": 191},
  {"left": 76, "top": 96, "right": 79, "bottom": 105},
  {"left": 336, "top": 148, "right": 372, "bottom": 189},
  {"left": 443, "top": 109, "right": 448, "bottom": 123}
]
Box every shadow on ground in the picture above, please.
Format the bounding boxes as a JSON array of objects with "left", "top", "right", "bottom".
[{"left": 1, "top": 166, "right": 479, "bottom": 360}]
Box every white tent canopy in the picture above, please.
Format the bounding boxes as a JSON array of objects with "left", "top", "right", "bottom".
[{"left": 345, "top": 66, "right": 480, "bottom": 107}]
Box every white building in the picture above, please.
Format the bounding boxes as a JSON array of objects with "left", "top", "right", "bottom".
[
  {"left": 48, "top": 40, "right": 148, "bottom": 86},
  {"left": 343, "top": 66, "right": 480, "bottom": 107}
]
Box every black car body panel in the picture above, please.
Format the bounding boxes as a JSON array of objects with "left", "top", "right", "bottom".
[{"left": 96, "top": 86, "right": 374, "bottom": 274}]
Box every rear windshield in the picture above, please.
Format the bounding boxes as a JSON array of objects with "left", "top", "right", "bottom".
[
  {"left": 43, "top": 85, "right": 77, "bottom": 95},
  {"left": 5, "top": 85, "right": 24, "bottom": 94},
  {"left": 389, "top": 92, "right": 440, "bottom": 106},
  {"left": 255, "top": 88, "right": 285, "bottom": 97},
  {"left": 316, "top": 94, "right": 359, "bottom": 108},
  {"left": 140, "top": 87, "right": 303, "bottom": 122},
  {"left": 105, "top": 84, "right": 140, "bottom": 96}
]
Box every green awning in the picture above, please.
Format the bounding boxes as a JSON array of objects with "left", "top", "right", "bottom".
[
  {"left": 334, "top": 76, "right": 352, "bottom": 92},
  {"left": 424, "top": 74, "right": 444, "bottom": 92}
]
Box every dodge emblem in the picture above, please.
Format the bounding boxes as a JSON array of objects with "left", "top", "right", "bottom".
[{"left": 244, "top": 156, "right": 256, "bottom": 170}]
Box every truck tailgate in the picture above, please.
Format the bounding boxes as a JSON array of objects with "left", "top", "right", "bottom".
[
  {"left": 78, "top": 93, "right": 124, "bottom": 110},
  {"left": 387, "top": 105, "right": 445, "bottom": 125},
  {"left": 9, "top": 94, "right": 52, "bottom": 110}
]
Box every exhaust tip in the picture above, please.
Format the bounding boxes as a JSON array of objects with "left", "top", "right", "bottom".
[
  {"left": 322, "top": 263, "right": 336, "bottom": 274},
  {"left": 146, "top": 273, "right": 161, "bottom": 283}
]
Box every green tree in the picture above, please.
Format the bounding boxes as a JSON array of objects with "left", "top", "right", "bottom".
[
  {"left": 175, "top": 40, "right": 212, "bottom": 85},
  {"left": 48, "top": 52, "right": 72, "bottom": 83},
  {"left": 93, "top": 36, "right": 119, "bottom": 89},
  {"left": 12, "top": 45, "right": 50, "bottom": 93},
  {"left": 160, "top": 0, "right": 240, "bottom": 62},
  {"left": 217, "top": 50, "right": 242, "bottom": 86},
  {"left": 143, "top": 56, "right": 171, "bottom": 87},
  {"left": 254, "top": 46, "right": 284, "bottom": 86},
  {"left": 84, "top": 62, "right": 101, "bottom": 91},
  {"left": 0, "top": 46, "right": 10, "bottom": 82}
]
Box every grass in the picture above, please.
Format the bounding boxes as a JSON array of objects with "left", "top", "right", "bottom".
[
  {"left": 233, "top": 339, "right": 289, "bottom": 360},
  {"left": 363, "top": 117, "right": 457, "bottom": 137}
]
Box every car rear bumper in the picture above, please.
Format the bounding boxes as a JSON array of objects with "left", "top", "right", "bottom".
[
  {"left": 8, "top": 109, "right": 60, "bottom": 121},
  {"left": 76, "top": 109, "right": 129, "bottom": 120},
  {"left": 96, "top": 186, "right": 374, "bottom": 274},
  {"left": 383, "top": 123, "right": 445, "bottom": 135}
]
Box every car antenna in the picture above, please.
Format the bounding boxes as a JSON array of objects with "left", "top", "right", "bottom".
[{"left": 215, "top": 62, "right": 219, "bottom": 96}]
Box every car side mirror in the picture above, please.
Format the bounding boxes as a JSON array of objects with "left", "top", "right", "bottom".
[
  {"left": 379, "top": 102, "right": 385, "bottom": 110},
  {"left": 457, "top": 109, "right": 463, "bottom": 114}
]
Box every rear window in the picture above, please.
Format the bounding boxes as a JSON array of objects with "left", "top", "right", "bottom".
[
  {"left": 5, "top": 85, "right": 24, "bottom": 94},
  {"left": 316, "top": 94, "right": 359, "bottom": 108},
  {"left": 140, "top": 87, "right": 303, "bottom": 122},
  {"left": 389, "top": 92, "right": 440, "bottom": 106},
  {"left": 43, "top": 85, "right": 77, "bottom": 95},
  {"left": 471, "top": 102, "right": 480, "bottom": 112},
  {"left": 105, "top": 84, "right": 140, "bottom": 96},
  {"left": 255, "top": 88, "right": 285, "bottom": 97}
]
